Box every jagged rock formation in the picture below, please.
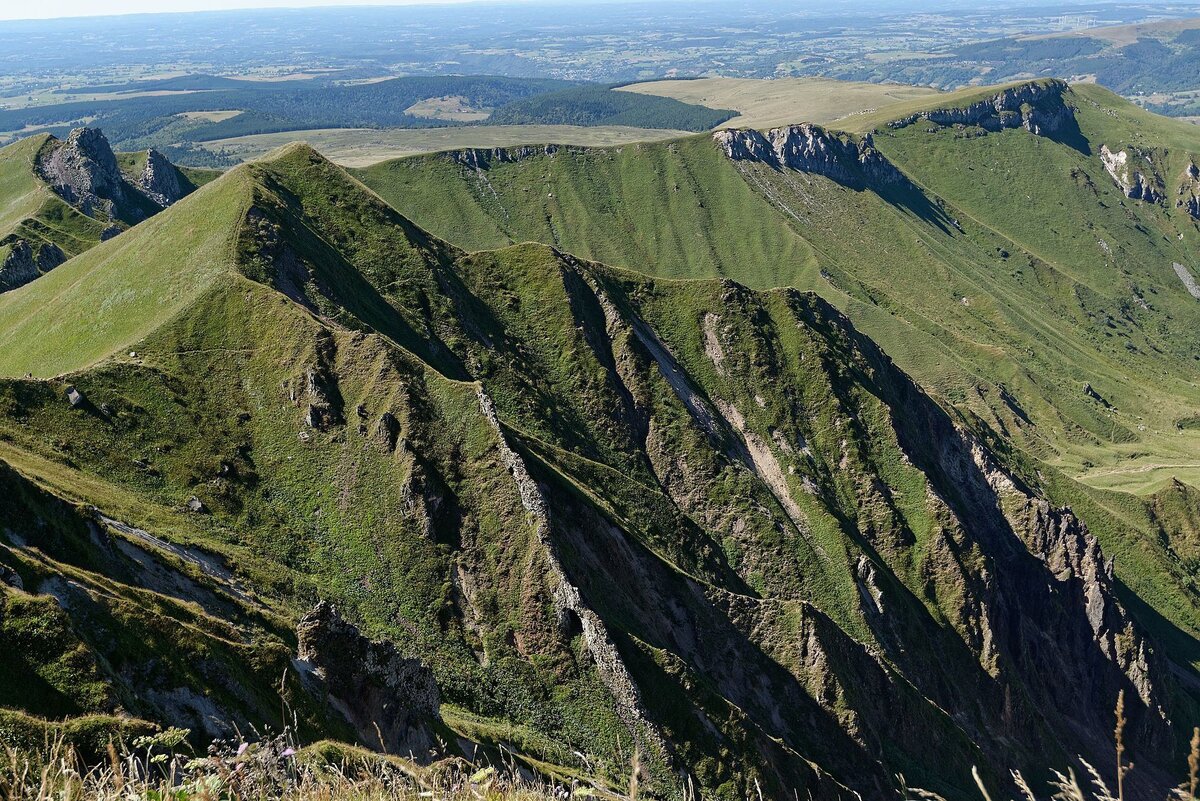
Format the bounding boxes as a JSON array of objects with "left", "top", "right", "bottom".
[
  {"left": 714, "top": 124, "right": 907, "bottom": 187},
  {"left": 0, "top": 129, "right": 203, "bottom": 295},
  {"left": 301, "top": 334, "right": 344, "bottom": 431},
  {"left": 0, "top": 239, "right": 65, "bottom": 291},
  {"left": 137, "top": 149, "right": 186, "bottom": 208},
  {"left": 295, "top": 601, "right": 442, "bottom": 760},
  {"left": 33, "top": 128, "right": 195, "bottom": 227},
  {"left": 887, "top": 79, "right": 1074, "bottom": 136},
  {"left": 1099, "top": 144, "right": 1164, "bottom": 203},
  {"left": 36, "top": 128, "right": 133, "bottom": 220},
  {"left": 1179, "top": 161, "right": 1200, "bottom": 219}
]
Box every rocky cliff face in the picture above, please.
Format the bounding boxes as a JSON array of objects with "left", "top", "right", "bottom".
[
  {"left": 449, "top": 144, "right": 564, "bottom": 170},
  {"left": 36, "top": 128, "right": 132, "bottom": 220},
  {"left": 888, "top": 79, "right": 1074, "bottom": 137},
  {"left": 713, "top": 124, "right": 907, "bottom": 188},
  {"left": 137, "top": 149, "right": 186, "bottom": 208},
  {"left": 1100, "top": 145, "right": 1165, "bottom": 203},
  {"left": 295, "top": 601, "right": 443, "bottom": 761},
  {"left": 34, "top": 128, "right": 193, "bottom": 226}
]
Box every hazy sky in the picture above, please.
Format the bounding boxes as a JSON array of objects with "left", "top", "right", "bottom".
[{"left": 0, "top": 0, "right": 509, "bottom": 21}]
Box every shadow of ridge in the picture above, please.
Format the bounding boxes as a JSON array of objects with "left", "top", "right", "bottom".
[
  {"left": 1113, "top": 574, "right": 1200, "bottom": 681},
  {"left": 873, "top": 178, "right": 957, "bottom": 235},
  {"left": 1046, "top": 109, "right": 1091, "bottom": 156}
]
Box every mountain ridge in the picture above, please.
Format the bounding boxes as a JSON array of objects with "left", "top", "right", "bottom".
[
  {"left": 1, "top": 137, "right": 1196, "bottom": 798},
  {"left": 354, "top": 79, "right": 1200, "bottom": 493}
]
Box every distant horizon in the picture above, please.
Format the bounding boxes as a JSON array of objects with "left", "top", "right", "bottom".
[
  {"left": 0, "top": 0, "right": 590, "bottom": 23},
  {"left": 0, "top": 0, "right": 1135, "bottom": 23}
]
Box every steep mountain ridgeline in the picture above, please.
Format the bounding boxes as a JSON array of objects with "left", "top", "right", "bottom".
[
  {"left": 0, "top": 144, "right": 1196, "bottom": 798},
  {"left": 858, "top": 81, "right": 1200, "bottom": 469},
  {"left": 0, "top": 128, "right": 214, "bottom": 293},
  {"left": 358, "top": 80, "right": 1200, "bottom": 491}
]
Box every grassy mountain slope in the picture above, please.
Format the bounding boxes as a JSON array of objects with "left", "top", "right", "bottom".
[
  {"left": 350, "top": 80, "right": 1200, "bottom": 723},
  {"left": 1, "top": 143, "right": 1195, "bottom": 799},
  {"left": 352, "top": 138, "right": 819, "bottom": 287},
  {"left": 0, "top": 167, "right": 250, "bottom": 377},
  {"left": 862, "top": 82, "right": 1200, "bottom": 483}
]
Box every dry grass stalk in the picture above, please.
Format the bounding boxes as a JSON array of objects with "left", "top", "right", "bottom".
[{"left": 1115, "top": 690, "right": 1128, "bottom": 801}]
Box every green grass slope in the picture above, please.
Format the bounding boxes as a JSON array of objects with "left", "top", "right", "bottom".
[
  {"left": 352, "top": 137, "right": 818, "bottom": 287},
  {"left": 0, "top": 167, "right": 252, "bottom": 377},
  {"left": 0, "top": 136, "right": 51, "bottom": 236},
  {"left": 860, "top": 82, "right": 1200, "bottom": 484},
  {"left": 0, "top": 144, "right": 1195, "bottom": 799}
]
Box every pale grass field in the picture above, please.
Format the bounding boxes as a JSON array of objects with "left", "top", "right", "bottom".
[
  {"left": 197, "top": 125, "right": 694, "bottom": 166},
  {"left": 179, "top": 110, "right": 244, "bottom": 122},
  {"left": 403, "top": 95, "right": 492, "bottom": 122},
  {"left": 617, "top": 77, "right": 942, "bottom": 131}
]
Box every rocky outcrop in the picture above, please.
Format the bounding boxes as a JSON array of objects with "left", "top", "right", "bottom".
[
  {"left": 1100, "top": 145, "right": 1164, "bottom": 203},
  {"left": 34, "top": 128, "right": 193, "bottom": 226},
  {"left": 714, "top": 124, "right": 907, "bottom": 188},
  {"left": 1173, "top": 262, "right": 1200, "bottom": 300},
  {"left": 137, "top": 149, "right": 185, "bottom": 208},
  {"left": 888, "top": 79, "right": 1074, "bottom": 137},
  {"left": 0, "top": 238, "right": 65, "bottom": 292},
  {"left": 36, "top": 127, "right": 131, "bottom": 220},
  {"left": 302, "top": 333, "right": 344, "bottom": 431},
  {"left": 1178, "top": 161, "right": 1200, "bottom": 219},
  {"left": 475, "top": 387, "right": 671, "bottom": 764},
  {"left": 449, "top": 144, "right": 561, "bottom": 170},
  {"left": 911, "top": 388, "right": 1173, "bottom": 755},
  {"left": 295, "top": 601, "right": 442, "bottom": 760}
]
